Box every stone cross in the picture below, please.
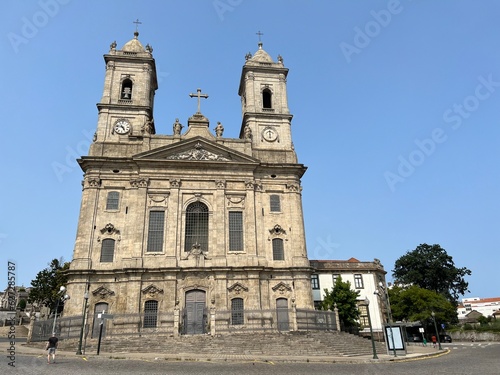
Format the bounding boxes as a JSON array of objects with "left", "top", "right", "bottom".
[{"left": 189, "top": 88, "right": 209, "bottom": 114}]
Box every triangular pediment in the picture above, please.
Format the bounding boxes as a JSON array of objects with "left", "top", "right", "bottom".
[{"left": 133, "top": 137, "right": 259, "bottom": 164}]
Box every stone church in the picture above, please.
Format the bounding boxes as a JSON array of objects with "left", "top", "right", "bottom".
[{"left": 63, "top": 31, "right": 315, "bottom": 336}]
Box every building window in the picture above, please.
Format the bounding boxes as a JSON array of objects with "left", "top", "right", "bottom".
[
  {"left": 106, "top": 191, "right": 119, "bottom": 210},
  {"left": 147, "top": 211, "right": 165, "bottom": 252},
  {"left": 184, "top": 202, "right": 209, "bottom": 252},
  {"left": 121, "top": 78, "right": 133, "bottom": 99},
  {"left": 358, "top": 304, "right": 369, "bottom": 328},
  {"left": 270, "top": 194, "right": 281, "bottom": 212},
  {"left": 272, "top": 238, "right": 284, "bottom": 260},
  {"left": 332, "top": 274, "right": 340, "bottom": 285},
  {"left": 100, "top": 239, "right": 115, "bottom": 262},
  {"left": 262, "top": 88, "right": 272, "bottom": 109},
  {"left": 311, "top": 274, "right": 320, "bottom": 289},
  {"left": 231, "top": 298, "right": 244, "bottom": 325},
  {"left": 143, "top": 300, "right": 158, "bottom": 328},
  {"left": 354, "top": 274, "right": 364, "bottom": 289},
  {"left": 229, "top": 211, "right": 243, "bottom": 251}
]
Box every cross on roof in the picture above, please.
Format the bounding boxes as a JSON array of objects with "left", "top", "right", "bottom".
[
  {"left": 189, "top": 88, "right": 209, "bottom": 114},
  {"left": 133, "top": 19, "right": 142, "bottom": 32},
  {"left": 256, "top": 30, "right": 264, "bottom": 42}
]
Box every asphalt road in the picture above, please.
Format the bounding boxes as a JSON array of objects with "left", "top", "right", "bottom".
[{"left": 4, "top": 342, "right": 499, "bottom": 375}]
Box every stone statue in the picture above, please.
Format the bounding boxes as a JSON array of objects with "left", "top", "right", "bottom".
[
  {"left": 142, "top": 118, "right": 154, "bottom": 134},
  {"left": 215, "top": 122, "right": 224, "bottom": 137},
  {"left": 244, "top": 125, "right": 252, "bottom": 140},
  {"left": 173, "top": 118, "right": 183, "bottom": 135},
  {"left": 110, "top": 40, "right": 117, "bottom": 50}
]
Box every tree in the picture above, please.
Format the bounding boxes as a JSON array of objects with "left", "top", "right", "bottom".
[
  {"left": 28, "top": 258, "right": 70, "bottom": 315},
  {"left": 389, "top": 285, "right": 458, "bottom": 329},
  {"left": 321, "top": 276, "right": 360, "bottom": 330},
  {"left": 392, "top": 243, "right": 471, "bottom": 304}
]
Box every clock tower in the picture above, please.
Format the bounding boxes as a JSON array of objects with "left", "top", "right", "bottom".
[
  {"left": 92, "top": 31, "right": 158, "bottom": 153},
  {"left": 238, "top": 42, "right": 296, "bottom": 163}
]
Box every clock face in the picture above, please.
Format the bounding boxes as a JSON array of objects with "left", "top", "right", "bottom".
[
  {"left": 262, "top": 127, "right": 278, "bottom": 142},
  {"left": 114, "top": 119, "right": 130, "bottom": 134}
]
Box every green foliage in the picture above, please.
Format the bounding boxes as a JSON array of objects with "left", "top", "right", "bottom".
[
  {"left": 321, "top": 276, "right": 360, "bottom": 329},
  {"left": 18, "top": 299, "right": 27, "bottom": 310},
  {"left": 389, "top": 285, "right": 458, "bottom": 330},
  {"left": 28, "top": 258, "right": 69, "bottom": 314},
  {"left": 392, "top": 243, "right": 471, "bottom": 304}
]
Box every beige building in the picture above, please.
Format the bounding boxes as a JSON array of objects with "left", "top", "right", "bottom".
[{"left": 63, "top": 31, "right": 314, "bottom": 335}]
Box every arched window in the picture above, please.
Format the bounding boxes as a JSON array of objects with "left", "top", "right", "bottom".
[
  {"left": 106, "top": 191, "right": 119, "bottom": 210},
  {"left": 262, "top": 88, "right": 272, "bottom": 109},
  {"left": 184, "top": 202, "right": 209, "bottom": 252},
  {"left": 100, "top": 239, "right": 115, "bottom": 262},
  {"left": 270, "top": 194, "right": 281, "bottom": 212},
  {"left": 143, "top": 300, "right": 158, "bottom": 328},
  {"left": 121, "top": 78, "right": 133, "bottom": 99},
  {"left": 272, "top": 238, "right": 284, "bottom": 261},
  {"left": 231, "top": 298, "right": 244, "bottom": 325}
]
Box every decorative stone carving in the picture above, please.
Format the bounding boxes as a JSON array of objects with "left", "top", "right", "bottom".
[
  {"left": 148, "top": 193, "right": 169, "bottom": 206},
  {"left": 227, "top": 282, "right": 249, "bottom": 295},
  {"left": 141, "top": 284, "right": 164, "bottom": 298},
  {"left": 215, "top": 180, "right": 226, "bottom": 189},
  {"left": 272, "top": 282, "right": 292, "bottom": 295},
  {"left": 245, "top": 180, "right": 255, "bottom": 190},
  {"left": 167, "top": 143, "right": 231, "bottom": 161},
  {"left": 169, "top": 179, "right": 181, "bottom": 188},
  {"left": 286, "top": 183, "right": 300, "bottom": 192},
  {"left": 130, "top": 178, "right": 149, "bottom": 188},
  {"left": 92, "top": 286, "right": 115, "bottom": 299},
  {"left": 226, "top": 194, "right": 245, "bottom": 208},
  {"left": 269, "top": 224, "right": 286, "bottom": 236},
  {"left": 86, "top": 177, "right": 101, "bottom": 188},
  {"left": 100, "top": 223, "right": 120, "bottom": 235}
]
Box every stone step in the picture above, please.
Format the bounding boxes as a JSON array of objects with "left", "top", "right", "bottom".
[{"left": 54, "top": 331, "right": 387, "bottom": 357}]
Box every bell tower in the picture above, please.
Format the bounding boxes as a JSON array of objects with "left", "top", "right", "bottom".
[
  {"left": 238, "top": 41, "right": 295, "bottom": 159},
  {"left": 92, "top": 30, "right": 158, "bottom": 154}
]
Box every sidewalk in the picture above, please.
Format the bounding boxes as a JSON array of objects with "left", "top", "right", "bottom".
[{"left": 2, "top": 340, "right": 447, "bottom": 364}]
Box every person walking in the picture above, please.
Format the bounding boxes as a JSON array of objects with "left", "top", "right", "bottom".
[
  {"left": 431, "top": 335, "right": 437, "bottom": 348},
  {"left": 46, "top": 333, "right": 59, "bottom": 364}
]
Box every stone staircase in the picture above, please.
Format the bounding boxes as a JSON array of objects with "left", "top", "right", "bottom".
[{"left": 55, "top": 331, "right": 387, "bottom": 358}]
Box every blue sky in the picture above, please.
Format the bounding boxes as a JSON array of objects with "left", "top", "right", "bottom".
[{"left": 1, "top": 0, "right": 499, "bottom": 300}]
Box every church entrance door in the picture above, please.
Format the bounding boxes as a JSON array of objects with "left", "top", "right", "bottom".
[
  {"left": 92, "top": 302, "right": 108, "bottom": 338},
  {"left": 276, "top": 298, "right": 289, "bottom": 332},
  {"left": 185, "top": 290, "right": 206, "bottom": 334}
]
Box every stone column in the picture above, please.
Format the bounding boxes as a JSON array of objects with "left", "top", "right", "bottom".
[{"left": 173, "top": 306, "right": 180, "bottom": 337}]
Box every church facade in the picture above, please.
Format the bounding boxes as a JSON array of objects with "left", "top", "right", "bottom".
[{"left": 63, "top": 31, "right": 315, "bottom": 335}]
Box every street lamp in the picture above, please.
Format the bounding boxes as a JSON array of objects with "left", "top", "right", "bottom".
[
  {"left": 374, "top": 282, "right": 397, "bottom": 357},
  {"left": 51, "top": 286, "right": 70, "bottom": 335},
  {"left": 362, "top": 297, "right": 378, "bottom": 359},
  {"left": 76, "top": 288, "right": 89, "bottom": 355},
  {"left": 431, "top": 311, "right": 443, "bottom": 350}
]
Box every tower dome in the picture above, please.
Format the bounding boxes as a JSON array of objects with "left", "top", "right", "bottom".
[
  {"left": 121, "top": 31, "right": 145, "bottom": 53},
  {"left": 249, "top": 42, "right": 273, "bottom": 63}
]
